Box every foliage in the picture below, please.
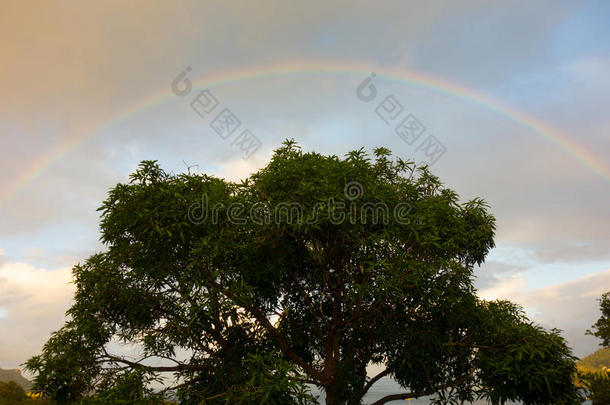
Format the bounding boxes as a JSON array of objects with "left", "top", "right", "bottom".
[
  {"left": 589, "top": 292, "right": 610, "bottom": 347},
  {"left": 0, "top": 382, "right": 26, "bottom": 404},
  {"left": 186, "top": 353, "right": 317, "bottom": 404},
  {"left": 77, "top": 370, "right": 161, "bottom": 404},
  {"left": 580, "top": 292, "right": 610, "bottom": 404},
  {"left": 0, "top": 370, "right": 31, "bottom": 392},
  {"left": 579, "top": 371, "right": 610, "bottom": 405},
  {"left": 24, "top": 321, "right": 100, "bottom": 403},
  {"left": 0, "top": 381, "right": 53, "bottom": 405},
  {"left": 577, "top": 348, "right": 610, "bottom": 373},
  {"left": 26, "top": 141, "right": 582, "bottom": 404}
]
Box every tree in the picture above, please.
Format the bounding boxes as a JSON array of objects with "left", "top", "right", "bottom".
[
  {"left": 26, "top": 141, "right": 582, "bottom": 404},
  {"left": 579, "top": 372, "right": 610, "bottom": 405},
  {"left": 0, "top": 381, "right": 53, "bottom": 405},
  {"left": 589, "top": 292, "right": 610, "bottom": 346},
  {"left": 580, "top": 291, "right": 610, "bottom": 405},
  {"left": 0, "top": 381, "right": 27, "bottom": 404}
]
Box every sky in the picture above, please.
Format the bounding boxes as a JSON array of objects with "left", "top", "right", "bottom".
[{"left": 1, "top": 0, "right": 609, "bottom": 370}]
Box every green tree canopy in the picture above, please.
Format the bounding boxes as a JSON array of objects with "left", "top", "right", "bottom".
[
  {"left": 0, "top": 381, "right": 27, "bottom": 404},
  {"left": 589, "top": 292, "right": 610, "bottom": 347},
  {"left": 580, "top": 291, "right": 610, "bottom": 405},
  {"left": 577, "top": 348, "right": 610, "bottom": 373},
  {"left": 26, "top": 141, "right": 581, "bottom": 404},
  {"left": 0, "top": 381, "right": 52, "bottom": 405}
]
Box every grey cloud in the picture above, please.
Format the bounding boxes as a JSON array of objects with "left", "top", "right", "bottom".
[
  {"left": 531, "top": 240, "right": 610, "bottom": 264},
  {"left": 1, "top": 0, "right": 609, "bottom": 369},
  {"left": 474, "top": 260, "right": 527, "bottom": 291},
  {"left": 522, "top": 270, "right": 610, "bottom": 358},
  {"left": 0, "top": 262, "right": 73, "bottom": 369},
  {"left": 410, "top": 1, "right": 573, "bottom": 86},
  {"left": 483, "top": 268, "right": 610, "bottom": 358}
]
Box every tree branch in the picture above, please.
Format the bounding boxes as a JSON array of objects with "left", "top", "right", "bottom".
[
  {"left": 207, "top": 278, "right": 325, "bottom": 382},
  {"left": 349, "top": 368, "right": 391, "bottom": 405},
  {"left": 100, "top": 350, "right": 206, "bottom": 372},
  {"left": 370, "top": 367, "right": 476, "bottom": 405},
  {"left": 442, "top": 342, "right": 490, "bottom": 349}
]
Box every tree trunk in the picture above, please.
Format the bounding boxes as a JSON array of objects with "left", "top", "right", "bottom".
[{"left": 325, "top": 385, "right": 339, "bottom": 405}]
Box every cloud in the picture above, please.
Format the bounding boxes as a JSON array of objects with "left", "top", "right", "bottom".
[
  {"left": 1, "top": 0, "right": 609, "bottom": 248},
  {"left": 560, "top": 57, "right": 610, "bottom": 86},
  {"left": 479, "top": 268, "right": 610, "bottom": 357},
  {"left": 478, "top": 273, "right": 528, "bottom": 302},
  {"left": 1, "top": 0, "right": 610, "bottom": 372},
  {"left": 474, "top": 260, "right": 527, "bottom": 291},
  {"left": 531, "top": 240, "right": 610, "bottom": 263},
  {"left": 0, "top": 260, "right": 73, "bottom": 369}
]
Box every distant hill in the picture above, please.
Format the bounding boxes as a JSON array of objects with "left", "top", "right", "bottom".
[
  {"left": 0, "top": 368, "right": 31, "bottom": 390},
  {"left": 578, "top": 347, "right": 610, "bottom": 372}
]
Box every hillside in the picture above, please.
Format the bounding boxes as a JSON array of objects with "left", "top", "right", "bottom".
[
  {"left": 578, "top": 347, "right": 610, "bottom": 372},
  {"left": 0, "top": 368, "right": 32, "bottom": 390}
]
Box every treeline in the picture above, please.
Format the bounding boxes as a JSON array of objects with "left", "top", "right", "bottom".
[
  {"left": 0, "top": 380, "right": 177, "bottom": 405},
  {"left": 578, "top": 347, "right": 610, "bottom": 373},
  {"left": 0, "top": 370, "right": 31, "bottom": 392},
  {"left": 0, "top": 381, "right": 52, "bottom": 405},
  {"left": 578, "top": 292, "right": 610, "bottom": 404}
]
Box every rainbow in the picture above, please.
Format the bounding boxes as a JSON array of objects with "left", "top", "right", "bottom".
[{"left": 2, "top": 60, "right": 609, "bottom": 208}]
